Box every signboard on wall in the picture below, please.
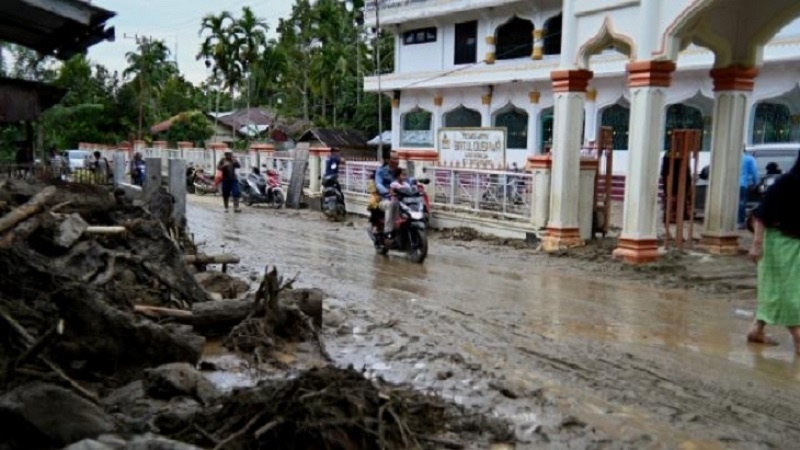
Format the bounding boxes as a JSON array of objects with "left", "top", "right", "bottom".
[{"left": 437, "top": 128, "right": 506, "bottom": 167}]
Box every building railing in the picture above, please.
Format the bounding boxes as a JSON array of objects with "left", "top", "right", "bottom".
[
  {"left": 339, "top": 161, "right": 533, "bottom": 222},
  {"left": 426, "top": 167, "right": 533, "bottom": 221},
  {"left": 341, "top": 161, "right": 381, "bottom": 196}
]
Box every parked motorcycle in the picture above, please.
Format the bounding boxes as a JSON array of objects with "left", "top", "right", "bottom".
[
  {"left": 368, "top": 179, "right": 430, "bottom": 264},
  {"left": 240, "top": 168, "right": 285, "bottom": 208},
  {"left": 321, "top": 174, "right": 346, "bottom": 221},
  {"left": 746, "top": 172, "right": 782, "bottom": 232},
  {"left": 192, "top": 169, "right": 218, "bottom": 195}
]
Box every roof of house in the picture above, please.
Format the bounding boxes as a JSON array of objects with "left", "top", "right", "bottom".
[
  {"left": 150, "top": 115, "right": 179, "bottom": 134},
  {"left": 0, "top": 77, "right": 66, "bottom": 123},
  {"left": 215, "top": 108, "right": 275, "bottom": 130},
  {"left": 0, "top": 0, "right": 116, "bottom": 60},
  {"left": 298, "top": 128, "right": 369, "bottom": 149}
]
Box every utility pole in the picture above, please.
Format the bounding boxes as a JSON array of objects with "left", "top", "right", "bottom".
[
  {"left": 374, "top": 0, "right": 384, "bottom": 160},
  {"left": 124, "top": 33, "right": 150, "bottom": 141}
]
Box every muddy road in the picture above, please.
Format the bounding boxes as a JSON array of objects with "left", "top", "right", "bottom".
[{"left": 188, "top": 196, "right": 800, "bottom": 449}]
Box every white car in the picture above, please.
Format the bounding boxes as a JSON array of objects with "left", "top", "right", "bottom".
[{"left": 63, "top": 150, "right": 91, "bottom": 173}]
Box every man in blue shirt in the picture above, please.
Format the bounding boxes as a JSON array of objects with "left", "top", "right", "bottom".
[
  {"left": 375, "top": 156, "right": 399, "bottom": 240},
  {"left": 740, "top": 149, "right": 759, "bottom": 229},
  {"left": 324, "top": 147, "right": 342, "bottom": 177}
]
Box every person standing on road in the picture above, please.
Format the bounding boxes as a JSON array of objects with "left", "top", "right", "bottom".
[
  {"left": 739, "top": 149, "right": 759, "bottom": 229},
  {"left": 131, "top": 152, "right": 146, "bottom": 186},
  {"left": 217, "top": 150, "right": 241, "bottom": 213},
  {"left": 748, "top": 150, "right": 800, "bottom": 352}
]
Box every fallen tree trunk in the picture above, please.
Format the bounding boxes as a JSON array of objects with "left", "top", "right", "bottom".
[
  {"left": 85, "top": 226, "right": 127, "bottom": 235},
  {"left": 190, "top": 289, "right": 324, "bottom": 337},
  {"left": 0, "top": 186, "right": 56, "bottom": 234},
  {"left": 134, "top": 305, "right": 194, "bottom": 321},
  {"left": 185, "top": 254, "right": 240, "bottom": 265},
  {"left": 191, "top": 299, "right": 254, "bottom": 337}
]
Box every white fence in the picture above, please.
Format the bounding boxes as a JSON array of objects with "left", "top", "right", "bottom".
[
  {"left": 427, "top": 167, "right": 533, "bottom": 221},
  {"left": 339, "top": 162, "right": 533, "bottom": 222}
]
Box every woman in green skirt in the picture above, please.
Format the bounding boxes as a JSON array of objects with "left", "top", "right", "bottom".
[{"left": 748, "top": 150, "right": 800, "bottom": 353}]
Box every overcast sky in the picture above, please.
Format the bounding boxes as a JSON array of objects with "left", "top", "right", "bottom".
[
  {"left": 88, "top": 0, "right": 295, "bottom": 84},
  {"left": 87, "top": 1, "right": 800, "bottom": 86}
]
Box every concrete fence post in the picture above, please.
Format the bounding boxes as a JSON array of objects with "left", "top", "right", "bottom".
[
  {"left": 169, "top": 158, "right": 187, "bottom": 225},
  {"left": 579, "top": 159, "right": 599, "bottom": 240},
  {"left": 114, "top": 151, "right": 126, "bottom": 186},
  {"left": 528, "top": 155, "right": 552, "bottom": 229},
  {"left": 143, "top": 158, "right": 162, "bottom": 200}
]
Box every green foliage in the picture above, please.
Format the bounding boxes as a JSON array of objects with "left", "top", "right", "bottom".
[
  {"left": 0, "top": 0, "right": 397, "bottom": 155},
  {"left": 164, "top": 111, "right": 214, "bottom": 146}
]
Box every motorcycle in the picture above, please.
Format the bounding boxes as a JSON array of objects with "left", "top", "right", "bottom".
[
  {"left": 192, "top": 170, "right": 218, "bottom": 195},
  {"left": 240, "top": 169, "right": 285, "bottom": 208},
  {"left": 321, "top": 174, "right": 346, "bottom": 221},
  {"left": 368, "top": 179, "right": 430, "bottom": 264},
  {"left": 746, "top": 172, "right": 781, "bottom": 232}
]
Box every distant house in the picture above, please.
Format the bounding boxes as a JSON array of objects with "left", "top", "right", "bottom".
[
  {"left": 206, "top": 108, "right": 311, "bottom": 149},
  {"left": 297, "top": 128, "right": 373, "bottom": 159}
]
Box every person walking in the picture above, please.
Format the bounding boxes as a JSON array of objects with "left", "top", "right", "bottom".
[
  {"left": 747, "top": 150, "right": 800, "bottom": 353},
  {"left": 739, "top": 149, "right": 759, "bottom": 229},
  {"left": 217, "top": 150, "right": 242, "bottom": 213},
  {"left": 92, "top": 151, "right": 112, "bottom": 183},
  {"left": 131, "top": 152, "right": 146, "bottom": 186}
]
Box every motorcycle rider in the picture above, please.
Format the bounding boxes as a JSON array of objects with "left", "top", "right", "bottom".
[
  {"left": 217, "top": 150, "right": 241, "bottom": 213},
  {"left": 325, "top": 147, "right": 343, "bottom": 177},
  {"left": 376, "top": 156, "right": 400, "bottom": 243}
]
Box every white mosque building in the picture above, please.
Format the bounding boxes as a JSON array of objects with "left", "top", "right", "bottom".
[{"left": 364, "top": 0, "right": 800, "bottom": 263}]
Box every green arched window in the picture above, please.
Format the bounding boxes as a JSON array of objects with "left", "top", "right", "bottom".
[
  {"left": 444, "top": 106, "right": 481, "bottom": 128},
  {"left": 401, "top": 109, "right": 433, "bottom": 147},
  {"left": 494, "top": 107, "right": 528, "bottom": 149},
  {"left": 540, "top": 109, "right": 554, "bottom": 151},
  {"left": 601, "top": 104, "right": 630, "bottom": 150},
  {"left": 664, "top": 104, "right": 703, "bottom": 150},
  {"left": 753, "top": 103, "right": 792, "bottom": 144}
]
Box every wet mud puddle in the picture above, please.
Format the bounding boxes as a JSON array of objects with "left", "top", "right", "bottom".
[{"left": 188, "top": 197, "right": 800, "bottom": 449}]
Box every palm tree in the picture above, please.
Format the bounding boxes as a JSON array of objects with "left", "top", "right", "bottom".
[
  {"left": 232, "top": 6, "right": 269, "bottom": 133},
  {"left": 124, "top": 38, "right": 177, "bottom": 139},
  {"left": 198, "top": 11, "right": 240, "bottom": 102}
]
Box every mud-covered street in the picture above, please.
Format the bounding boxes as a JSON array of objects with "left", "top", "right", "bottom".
[{"left": 189, "top": 195, "right": 800, "bottom": 449}]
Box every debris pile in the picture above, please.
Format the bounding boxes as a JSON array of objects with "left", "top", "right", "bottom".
[
  {"left": 0, "top": 179, "right": 512, "bottom": 450},
  {"left": 177, "top": 365, "right": 513, "bottom": 450}
]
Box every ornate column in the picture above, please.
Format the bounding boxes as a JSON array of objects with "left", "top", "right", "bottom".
[
  {"left": 532, "top": 29, "right": 544, "bottom": 60},
  {"left": 481, "top": 88, "right": 492, "bottom": 127},
  {"left": 391, "top": 93, "right": 401, "bottom": 150},
  {"left": 701, "top": 66, "right": 758, "bottom": 254},
  {"left": 542, "top": 69, "right": 593, "bottom": 252},
  {"left": 583, "top": 87, "right": 598, "bottom": 145},
  {"left": 613, "top": 61, "right": 676, "bottom": 264},
  {"left": 527, "top": 90, "right": 541, "bottom": 154},
  {"left": 485, "top": 36, "right": 496, "bottom": 64},
  {"left": 433, "top": 94, "right": 444, "bottom": 138}
]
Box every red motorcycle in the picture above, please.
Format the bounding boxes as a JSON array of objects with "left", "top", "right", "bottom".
[{"left": 368, "top": 178, "right": 431, "bottom": 264}]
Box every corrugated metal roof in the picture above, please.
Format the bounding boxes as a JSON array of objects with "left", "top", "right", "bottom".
[
  {"left": 0, "top": 0, "right": 116, "bottom": 60},
  {"left": 298, "top": 128, "right": 369, "bottom": 149},
  {"left": 0, "top": 77, "right": 66, "bottom": 123}
]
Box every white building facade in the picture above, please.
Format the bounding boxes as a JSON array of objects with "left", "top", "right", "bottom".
[{"left": 364, "top": 0, "right": 800, "bottom": 263}]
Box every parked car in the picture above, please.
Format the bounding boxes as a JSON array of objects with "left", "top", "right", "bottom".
[
  {"left": 695, "top": 143, "right": 799, "bottom": 215},
  {"left": 63, "top": 150, "right": 90, "bottom": 173}
]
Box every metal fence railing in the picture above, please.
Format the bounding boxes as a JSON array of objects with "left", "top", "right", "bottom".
[
  {"left": 0, "top": 163, "right": 114, "bottom": 185},
  {"left": 341, "top": 161, "right": 380, "bottom": 196},
  {"left": 427, "top": 167, "right": 533, "bottom": 221}
]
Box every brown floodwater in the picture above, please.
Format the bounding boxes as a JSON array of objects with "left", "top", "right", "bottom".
[{"left": 188, "top": 195, "right": 800, "bottom": 449}]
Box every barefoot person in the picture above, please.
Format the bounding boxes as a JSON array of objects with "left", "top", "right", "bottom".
[{"left": 748, "top": 150, "right": 800, "bottom": 352}]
